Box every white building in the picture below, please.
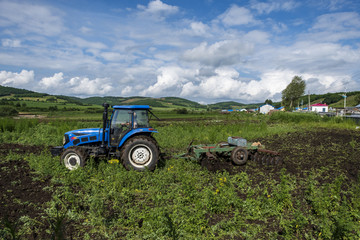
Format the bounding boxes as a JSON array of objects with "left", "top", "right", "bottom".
[
  {"left": 259, "top": 104, "right": 275, "bottom": 114},
  {"left": 311, "top": 103, "right": 329, "bottom": 112}
]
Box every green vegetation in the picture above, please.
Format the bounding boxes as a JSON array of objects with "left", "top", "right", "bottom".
[
  {"left": 1, "top": 111, "right": 359, "bottom": 239},
  {"left": 282, "top": 76, "right": 306, "bottom": 110}
]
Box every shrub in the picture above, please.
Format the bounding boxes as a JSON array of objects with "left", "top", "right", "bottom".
[{"left": 0, "top": 106, "right": 18, "bottom": 117}]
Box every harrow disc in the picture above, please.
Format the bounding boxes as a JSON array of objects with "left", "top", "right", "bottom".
[{"left": 254, "top": 151, "right": 282, "bottom": 165}]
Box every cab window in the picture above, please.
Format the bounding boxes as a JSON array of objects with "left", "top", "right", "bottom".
[{"left": 133, "top": 110, "right": 149, "bottom": 128}]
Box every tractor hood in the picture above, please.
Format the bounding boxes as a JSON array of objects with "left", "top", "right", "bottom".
[{"left": 63, "top": 128, "right": 104, "bottom": 148}]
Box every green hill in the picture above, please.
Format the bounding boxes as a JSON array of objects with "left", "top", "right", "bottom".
[
  {"left": 0, "top": 85, "right": 48, "bottom": 98},
  {"left": 1, "top": 84, "right": 360, "bottom": 110},
  {"left": 208, "top": 101, "right": 263, "bottom": 110}
]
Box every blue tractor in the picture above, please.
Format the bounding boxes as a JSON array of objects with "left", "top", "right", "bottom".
[{"left": 51, "top": 103, "right": 160, "bottom": 171}]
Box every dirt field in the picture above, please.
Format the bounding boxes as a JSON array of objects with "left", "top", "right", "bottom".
[
  {"left": 1, "top": 128, "right": 359, "bottom": 238},
  {"left": 201, "top": 128, "right": 360, "bottom": 185}
]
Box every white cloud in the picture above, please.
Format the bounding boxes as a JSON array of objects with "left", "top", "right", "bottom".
[
  {"left": 312, "top": 12, "right": 360, "bottom": 32},
  {"left": 218, "top": 5, "right": 258, "bottom": 26},
  {"left": 70, "top": 37, "right": 107, "bottom": 50},
  {"left": 0, "top": 70, "right": 34, "bottom": 87},
  {"left": 68, "top": 77, "right": 112, "bottom": 95},
  {"left": 0, "top": 1, "right": 64, "bottom": 36},
  {"left": 121, "top": 86, "right": 132, "bottom": 96},
  {"left": 302, "top": 12, "right": 360, "bottom": 42},
  {"left": 250, "top": 0, "right": 300, "bottom": 14},
  {"left": 137, "top": 0, "right": 178, "bottom": 19},
  {"left": 100, "top": 52, "right": 123, "bottom": 62},
  {"left": 182, "top": 40, "right": 254, "bottom": 67},
  {"left": 182, "top": 21, "right": 211, "bottom": 37},
  {"left": 2, "top": 39, "right": 21, "bottom": 47},
  {"left": 141, "top": 66, "right": 196, "bottom": 96},
  {"left": 40, "top": 72, "right": 64, "bottom": 89},
  {"left": 243, "top": 30, "right": 270, "bottom": 44}
]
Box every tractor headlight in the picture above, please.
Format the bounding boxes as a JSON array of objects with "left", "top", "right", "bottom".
[{"left": 63, "top": 134, "right": 70, "bottom": 146}]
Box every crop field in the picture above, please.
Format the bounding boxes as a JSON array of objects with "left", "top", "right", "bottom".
[{"left": 0, "top": 112, "right": 360, "bottom": 239}]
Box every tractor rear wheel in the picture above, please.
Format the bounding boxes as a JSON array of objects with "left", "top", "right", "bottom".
[
  {"left": 231, "top": 147, "right": 248, "bottom": 165},
  {"left": 121, "top": 136, "right": 159, "bottom": 171},
  {"left": 61, "top": 148, "right": 88, "bottom": 170}
]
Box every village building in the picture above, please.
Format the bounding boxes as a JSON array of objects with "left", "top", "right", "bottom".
[
  {"left": 311, "top": 103, "right": 329, "bottom": 112},
  {"left": 259, "top": 104, "right": 275, "bottom": 114}
]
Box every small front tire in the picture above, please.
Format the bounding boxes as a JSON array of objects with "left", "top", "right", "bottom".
[{"left": 60, "top": 148, "right": 87, "bottom": 170}]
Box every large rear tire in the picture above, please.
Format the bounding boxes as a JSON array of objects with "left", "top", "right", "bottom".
[
  {"left": 60, "top": 148, "right": 88, "bottom": 170},
  {"left": 121, "top": 136, "right": 159, "bottom": 171}
]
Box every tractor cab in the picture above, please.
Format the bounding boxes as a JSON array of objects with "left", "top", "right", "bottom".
[{"left": 109, "top": 106, "right": 153, "bottom": 147}]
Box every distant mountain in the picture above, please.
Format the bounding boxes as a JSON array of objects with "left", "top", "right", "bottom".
[
  {"left": 1, "top": 84, "right": 359, "bottom": 109},
  {"left": 0, "top": 85, "right": 205, "bottom": 109}
]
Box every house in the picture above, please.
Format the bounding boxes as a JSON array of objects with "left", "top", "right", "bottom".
[
  {"left": 277, "top": 106, "right": 285, "bottom": 111},
  {"left": 259, "top": 104, "right": 275, "bottom": 114},
  {"left": 311, "top": 103, "right": 328, "bottom": 113}
]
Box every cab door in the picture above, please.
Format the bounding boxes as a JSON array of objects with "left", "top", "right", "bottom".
[{"left": 109, "top": 109, "right": 132, "bottom": 147}]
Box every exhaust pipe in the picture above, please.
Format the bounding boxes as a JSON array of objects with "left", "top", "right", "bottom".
[{"left": 101, "top": 103, "right": 110, "bottom": 150}]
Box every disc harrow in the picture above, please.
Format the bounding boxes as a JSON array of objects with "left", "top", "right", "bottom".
[{"left": 178, "top": 137, "right": 282, "bottom": 166}]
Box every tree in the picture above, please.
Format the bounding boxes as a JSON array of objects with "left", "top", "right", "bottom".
[
  {"left": 281, "top": 76, "right": 306, "bottom": 110},
  {"left": 355, "top": 94, "right": 360, "bottom": 105},
  {"left": 264, "top": 99, "right": 273, "bottom": 105}
]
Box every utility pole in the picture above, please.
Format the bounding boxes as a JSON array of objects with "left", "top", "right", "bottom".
[
  {"left": 343, "top": 83, "right": 348, "bottom": 114},
  {"left": 308, "top": 91, "right": 310, "bottom": 112}
]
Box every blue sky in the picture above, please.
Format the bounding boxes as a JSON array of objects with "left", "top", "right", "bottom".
[{"left": 1, "top": 0, "right": 360, "bottom": 104}]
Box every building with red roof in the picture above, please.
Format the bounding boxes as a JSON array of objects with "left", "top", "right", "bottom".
[{"left": 311, "top": 103, "right": 329, "bottom": 112}]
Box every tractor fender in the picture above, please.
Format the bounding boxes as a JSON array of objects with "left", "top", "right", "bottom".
[{"left": 118, "top": 128, "right": 158, "bottom": 147}]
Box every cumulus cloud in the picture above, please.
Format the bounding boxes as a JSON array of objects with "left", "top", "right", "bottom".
[
  {"left": 182, "top": 21, "right": 211, "bottom": 37},
  {"left": 68, "top": 77, "right": 112, "bottom": 95},
  {"left": 141, "top": 66, "right": 196, "bottom": 96},
  {"left": 217, "top": 5, "right": 258, "bottom": 26},
  {"left": 143, "top": 65, "right": 356, "bottom": 103},
  {"left": 137, "top": 0, "right": 178, "bottom": 19},
  {"left": 0, "top": 70, "right": 34, "bottom": 87},
  {"left": 40, "top": 72, "right": 64, "bottom": 89},
  {"left": 182, "top": 40, "right": 254, "bottom": 67}
]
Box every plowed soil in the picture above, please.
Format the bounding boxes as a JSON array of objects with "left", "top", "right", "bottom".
[
  {"left": 201, "top": 128, "right": 360, "bottom": 185},
  {"left": 0, "top": 144, "right": 53, "bottom": 239}
]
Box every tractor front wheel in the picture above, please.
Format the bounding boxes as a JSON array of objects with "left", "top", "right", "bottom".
[
  {"left": 121, "top": 136, "right": 159, "bottom": 171},
  {"left": 61, "top": 148, "right": 88, "bottom": 170}
]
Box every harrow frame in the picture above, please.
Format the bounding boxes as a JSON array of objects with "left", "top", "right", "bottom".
[{"left": 178, "top": 138, "right": 281, "bottom": 166}]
